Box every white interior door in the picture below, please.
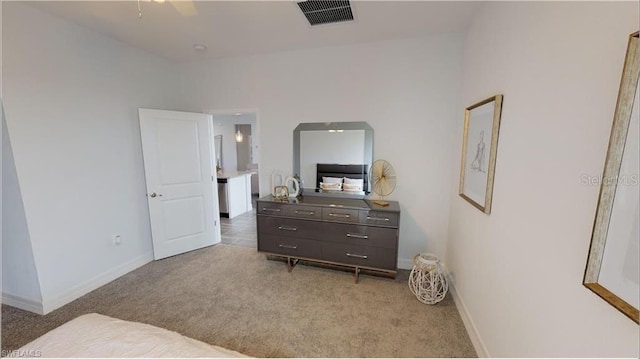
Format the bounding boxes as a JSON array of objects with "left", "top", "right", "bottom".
[{"left": 139, "top": 108, "right": 220, "bottom": 260}]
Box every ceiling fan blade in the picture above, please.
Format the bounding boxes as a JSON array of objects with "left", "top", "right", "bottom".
[{"left": 170, "top": 0, "right": 198, "bottom": 17}]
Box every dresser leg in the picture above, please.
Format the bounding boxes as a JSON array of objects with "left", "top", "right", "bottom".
[
  {"left": 286, "top": 257, "right": 299, "bottom": 273},
  {"left": 354, "top": 267, "right": 360, "bottom": 284}
]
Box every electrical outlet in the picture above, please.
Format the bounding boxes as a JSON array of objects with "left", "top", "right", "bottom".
[{"left": 114, "top": 235, "right": 122, "bottom": 245}]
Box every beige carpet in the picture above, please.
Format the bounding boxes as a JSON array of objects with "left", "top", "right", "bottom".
[{"left": 2, "top": 244, "right": 476, "bottom": 357}]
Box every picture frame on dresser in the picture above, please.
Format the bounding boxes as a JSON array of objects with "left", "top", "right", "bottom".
[
  {"left": 583, "top": 32, "right": 639, "bottom": 324},
  {"left": 458, "top": 94, "right": 504, "bottom": 214}
]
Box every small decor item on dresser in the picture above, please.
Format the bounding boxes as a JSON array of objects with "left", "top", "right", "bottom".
[
  {"left": 294, "top": 175, "right": 303, "bottom": 196},
  {"left": 408, "top": 253, "right": 448, "bottom": 305},
  {"left": 370, "top": 159, "right": 397, "bottom": 207},
  {"left": 271, "top": 171, "right": 286, "bottom": 196},
  {"left": 285, "top": 176, "right": 300, "bottom": 198},
  {"left": 273, "top": 185, "right": 289, "bottom": 201}
]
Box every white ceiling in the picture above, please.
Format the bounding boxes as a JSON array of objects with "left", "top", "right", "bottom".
[{"left": 28, "top": 1, "right": 481, "bottom": 63}]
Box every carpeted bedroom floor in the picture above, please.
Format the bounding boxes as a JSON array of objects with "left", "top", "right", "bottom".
[{"left": 2, "top": 244, "right": 476, "bottom": 357}]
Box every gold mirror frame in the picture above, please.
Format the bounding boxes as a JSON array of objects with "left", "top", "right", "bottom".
[{"left": 583, "top": 32, "right": 639, "bottom": 324}]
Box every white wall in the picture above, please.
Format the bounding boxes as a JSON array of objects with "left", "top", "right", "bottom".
[
  {"left": 179, "top": 34, "right": 465, "bottom": 267},
  {"left": 2, "top": 115, "right": 43, "bottom": 311},
  {"left": 446, "top": 2, "right": 639, "bottom": 357},
  {"left": 2, "top": 3, "right": 186, "bottom": 313}
]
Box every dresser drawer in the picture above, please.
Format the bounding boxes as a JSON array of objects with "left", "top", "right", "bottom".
[
  {"left": 322, "top": 222, "right": 397, "bottom": 249},
  {"left": 257, "top": 202, "right": 287, "bottom": 216},
  {"left": 321, "top": 243, "right": 396, "bottom": 270},
  {"left": 359, "top": 210, "right": 399, "bottom": 227},
  {"left": 283, "top": 205, "right": 322, "bottom": 220},
  {"left": 322, "top": 207, "right": 360, "bottom": 223},
  {"left": 258, "top": 234, "right": 321, "bottom": 259},
  {"left": 258, "top": 216, "right": 324, "bottom": 240}
]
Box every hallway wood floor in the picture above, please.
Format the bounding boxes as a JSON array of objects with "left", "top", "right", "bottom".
[{"left": 219, "top": 198, "right": 257, "bottom": 248}]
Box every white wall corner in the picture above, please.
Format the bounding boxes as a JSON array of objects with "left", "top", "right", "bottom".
[
  {"left": 2, "top": 292, "right": 44, "bottom": 315},
  {"left": 443, "top": 264, "right": 490, "bottom": 358},
  {"left": 41, "top": 252, "right": 153, "bottom": 314},
  {"left": 398, "top": 257, "right": 413, "bottom": 270}
]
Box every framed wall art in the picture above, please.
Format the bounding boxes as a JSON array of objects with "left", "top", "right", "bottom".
[
  {"left": 459, "top": 94, "right": 503, "bottom": 214},
  {"left": 583, "top": 32, "right": 639, "bottom": 324}
]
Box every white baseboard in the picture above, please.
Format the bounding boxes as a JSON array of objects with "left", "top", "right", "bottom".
[
  {"left": 445, "top": 267, "right": 490, "bottom": 357},
  {"left": 2, "top": 292, "right": 44, "bottom": 315},
  {"left": 42, "top": 252, "right": 153, "bottom": 314}
]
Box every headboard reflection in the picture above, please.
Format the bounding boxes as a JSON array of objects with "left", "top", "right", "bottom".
[{"left": 316, "top": 163, "right": 369, "bottom": 194}]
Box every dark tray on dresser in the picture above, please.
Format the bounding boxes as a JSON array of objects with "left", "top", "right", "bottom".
[{"left": 256, "top": 195, "right": 400, "bottom": 282}]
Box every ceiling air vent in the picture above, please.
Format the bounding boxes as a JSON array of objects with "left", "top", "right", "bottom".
[{"left": 297, "top": 1, "right": 354, "bottom": 26}]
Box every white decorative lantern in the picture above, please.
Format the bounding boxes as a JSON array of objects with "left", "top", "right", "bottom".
[{"left": 408, "top": 253, "right": 448, "bottom": 305}]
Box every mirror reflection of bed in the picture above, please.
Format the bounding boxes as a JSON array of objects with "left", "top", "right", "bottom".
[
  {"left": 294, "top": 122, "right": 373, "bottom": 198},
  {"left": 316, "top": 163, "right": 369, "bottom": 195}
]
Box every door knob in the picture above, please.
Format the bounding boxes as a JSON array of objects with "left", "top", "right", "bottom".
[{"left": 149, "top": 192, "right": 163, "bottom": 198}]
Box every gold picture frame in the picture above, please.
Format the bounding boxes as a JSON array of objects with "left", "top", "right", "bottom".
[
  {"left": 459, "top": 94, "right": 503, "bottom": 214},
  {"left": 583, "top": 32, "right": 639, "bottom": 324}
]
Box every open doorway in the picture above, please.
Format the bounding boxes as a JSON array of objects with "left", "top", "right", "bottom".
[
  {"left": 209, "top": 110, "right": 260, "bottom": 248},
  {"left": 211, "top": 113, "right": 259, "bottom": 181}
]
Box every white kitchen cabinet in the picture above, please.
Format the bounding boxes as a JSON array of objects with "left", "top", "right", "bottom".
[{"left": 217, "top": 171, "right": 254, "bottom": 218}]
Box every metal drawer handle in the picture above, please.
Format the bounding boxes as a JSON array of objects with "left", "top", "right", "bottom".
[
  {"left": 263, "top": 208, "right": 281, "bottom": 212},
  {"left": 294, "top": 210, "right": 315, "bottom": 215},
  {"left": 278, "top": 244, "right": 297, "bottom": 250},
  {"left": 277, "top": 226, "right": 298, "bottom": 231},
  {"left": 366, "top": 216, "right": 390, "bottom": 222},
  {"left": 329, "top": 213, "right": 351, "bottom": 218},
  {"left": 346, "top": 233, "right": 368, "bottom": 239},
  {"left": 346, "top": 253, "right": 368, "bottom": 259}
]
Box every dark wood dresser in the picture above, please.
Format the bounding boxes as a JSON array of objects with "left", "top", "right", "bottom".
[{"left": 256, "top": 195, "right": 400, "bottom": 282}]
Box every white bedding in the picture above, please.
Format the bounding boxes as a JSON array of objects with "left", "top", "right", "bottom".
[{"left": 18, "top": 313, "right": 247, "bottom": 358}]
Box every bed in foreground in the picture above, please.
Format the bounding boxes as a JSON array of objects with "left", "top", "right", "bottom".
[{"left": 17, "top": 313, "right": 247, "bottom": 358}]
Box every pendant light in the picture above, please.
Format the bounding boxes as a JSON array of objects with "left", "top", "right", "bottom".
[{"left": 235, "top": 130, "right": 243, "bottom": 143}]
